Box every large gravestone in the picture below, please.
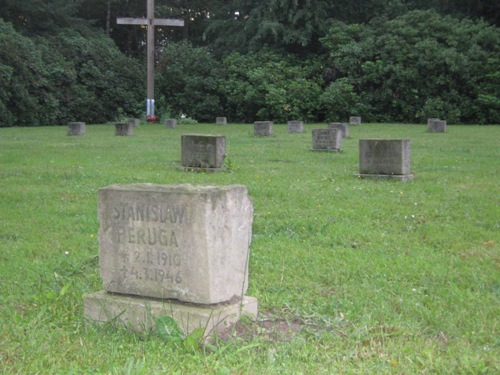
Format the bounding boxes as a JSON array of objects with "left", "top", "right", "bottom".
[
  {"left": 68, "top": 122, "right": 86, "bottom": 136},
  {"left": 254, "top": 121, "right": 273, "bottom": 136},
  {"left": 427, "top": 118, "right": 447, "bottom": 133},
  {"left": 287, "top": 120, "right": 304, "bottom": 133},
  {"left": 350, "top": 116, "right": 361, "bottom": 126},
  {"left": 328, "top": 122, "right": 350, "bottom": 138},
  {"left": 84, "top": 184, "right": 258, "bottom": 336},
  {"left": 216, "top": 117, "right": 227, "bottom": 125},
  {"left": 356, "top": 139, "right": 414, "bottom": 181},
  {"left": 311, "top": 129, "right": 342, "bottom": 151},
  {"left": 115, "top": 122, "right": 133, "bottom": 136},
  {"left": 181, "top": 134, "right": 226, "bottom": 171}
]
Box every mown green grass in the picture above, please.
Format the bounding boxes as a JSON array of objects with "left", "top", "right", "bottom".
[{"left": 0, "top": 123, "right": 499, "bottom": 374}]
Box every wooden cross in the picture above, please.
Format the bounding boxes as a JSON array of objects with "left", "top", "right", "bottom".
[{"left": 117, "top": 0, "right": 184, "bottom": 121}]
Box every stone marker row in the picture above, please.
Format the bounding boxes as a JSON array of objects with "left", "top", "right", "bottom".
[{"left": 83, "top": 121, "right": 422, "bottom": 339}]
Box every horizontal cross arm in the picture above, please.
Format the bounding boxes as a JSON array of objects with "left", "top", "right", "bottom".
[{"left": 117, "top": 17, "right": 184, "bottom": 27}]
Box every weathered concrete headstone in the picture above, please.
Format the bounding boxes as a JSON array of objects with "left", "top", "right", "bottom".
[
  {"left": 216, "top": 117, "right": 227, "bottom": 125},
  {"left": 84, "top": 183, "right": 258, "bottom": 336},
  {"left": 350, "top": 116, "right": 361, "bottom": 126},
  {"left": 427, "top": 118, "right": 447, "bottom": 133},
  {"left": 181, "top": 134, "right": 226, "bottom": 171},
  {"left": 311, "top": 129, "right": 342, "bottom": 151},
  {"left": 328, "top": 122, "right": 350, "bottom": 138},
  {"left": 254, "top": 121, "right": 273, "bottom": 136},
  {"left": 129, "top": 118, "right": 140, "bottom": 127},
  {"left": 67, "top": 122, "right": 86, "bottom": 136},
  {"left": 356, "top": 139, "right": 414, "bottom": 181},
  {"left": 115, "top": 122, "right": 134, "bottom": 136},
  {"left": 287, "top": 120, "right": 304, "bottom": 133},
  {"left": 164, "top": 119, "right": 177, "bottom": 128}
]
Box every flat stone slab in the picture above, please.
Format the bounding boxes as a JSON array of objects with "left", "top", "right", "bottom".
[{"left": 84, "top": 291, "right": 258, "bottom": 337}]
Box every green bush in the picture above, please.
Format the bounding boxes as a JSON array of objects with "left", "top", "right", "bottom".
[
  {"left": 320, "top": 10, "right": 500, "bottom": 124},
  {"left": 0, "top": 19, "right": 144, "bottom": 127}
]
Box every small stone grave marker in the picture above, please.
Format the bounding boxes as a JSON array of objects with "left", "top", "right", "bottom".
[
  {"left": 287, "top": 120, "right": 304, "bottom": 133},
  {"left": 328, "top": 122, "right": 350, "bottom": 138},
  {"left": 311, "top": 129, "right": 342, "bottom": 151},
  {"left": 181, "top": 134, "right": 226, "bottom": 171},
  {"left": 254, "top": 121, "right": 273, "bottom": 136},
  {"left": 67, "top": 122, "right": 86, "bottom": 136},
  {"left": 84, "top": 183, "right": 258, "bottom": 336},
  {"left": 350, "top": 116, "right": 361, "bottom": 125},
  {"left": 164, "top": 119, "right": 177, "bottom": 128},
  {"left": 427, "top": 118, "right": 447, "bottom": 133},
  {"left": 216, "top": 117, "right": 227, "bottom": 125},
  {"left": 115, "top": 122, "right": 133, "bottom": 136},
  {"left": 356, "top": 139, "right": 414, "bottom": 181},
  {"left": 129, "top": 118, "right": 140, "bottom": 127}
]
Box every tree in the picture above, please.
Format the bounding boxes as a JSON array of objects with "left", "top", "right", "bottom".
[
  {"left": 156, "top": 41, "right": 223, "bottom": 122},
  {"left": 320, "top": 10, "right": 500, "bottom": 123},
  {"left": 0, "top": 17, "right": 144, "bottom": 127},
  {"left": 219, "top": 49, "right": 322, "bottom": 123}
]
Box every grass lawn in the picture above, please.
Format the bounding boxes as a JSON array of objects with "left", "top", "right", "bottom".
[{"left": 0, "top": 123, "right": 498, "bottom": 374}]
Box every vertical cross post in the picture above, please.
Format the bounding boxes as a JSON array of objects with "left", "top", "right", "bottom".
[{"left": 117, "top": 0, "right": 184, "bottom": 122}]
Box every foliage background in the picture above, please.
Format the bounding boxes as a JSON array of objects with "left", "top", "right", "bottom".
[{"left": 0, "top": 0, "right": 499, "bottom": 126}]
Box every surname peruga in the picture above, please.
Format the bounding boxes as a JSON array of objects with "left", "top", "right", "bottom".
[
  {"left": 112, "top": 203, "right": 185, "bottom": 224},
  {"left": 115, "top": 227, "right": 179, "bottom": 248}
]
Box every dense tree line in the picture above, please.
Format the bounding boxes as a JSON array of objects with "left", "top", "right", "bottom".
[{"left": 0, "top": 0, "right": 498, "bottom": 126}]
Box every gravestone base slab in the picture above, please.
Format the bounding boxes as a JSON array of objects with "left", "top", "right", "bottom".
[
  {"left": 84, "top": 291, "right": 258, "bottom": 337},
  {"left": 178, "top": 166, "right": 229, "bottom": 173},
  {"left": 354, "top": 173, "right": 414, "bottom": 182},
  {"left": 310, "top": 149, "right": 341, "bottom": 153}
]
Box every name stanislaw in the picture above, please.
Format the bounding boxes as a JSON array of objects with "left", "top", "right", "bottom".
[{"left": 112, "top": 203, "right": 185, "bottom": 224}]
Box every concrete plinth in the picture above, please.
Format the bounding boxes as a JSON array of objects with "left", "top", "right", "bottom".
[
  {"left": 84, "top": 291, "right": 258, "bottom": 337},
  {"left": 354, "top": 173, "right": 414, "bottom": 182}
]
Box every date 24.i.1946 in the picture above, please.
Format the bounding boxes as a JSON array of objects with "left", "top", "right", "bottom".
[{"left": 118, "top": 250, "right": 182, "bottom": 284}]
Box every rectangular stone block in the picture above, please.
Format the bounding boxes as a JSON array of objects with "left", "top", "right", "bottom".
[
  {"left": 312, "top": 129, "right": 342, "bottom": 151},
  {"left": 68, "top": 122, "right": 86, "bottom": 136},
  {"left": 164, "top": 119, "right": 177, "bottom": 128},
  {"left": 129, "top": 118, "right": 140, "bottom": 127},
  {"left": 359, "top": 139, "right": 411, "bottom": 176},
  {"left": 287, "top": 120, "right": 304, "bottom": 133},
  {"left": 181, "top": 134, "right": 226, "bottom": 169},
  {"left": 427, "top": 118, "right": 447, "bottom": 133},
  {"left": 254, "top": 121, "right": 273, "bottom": 136},
  {"left": 350, "top": 116, "right": 361, "bottom": 125},
  {"left": 328, "top": 122, "right": 350, "bottom": 138},
  {"left": 216, "top": 117, "right": 227, "bottom": 125},
  {"left": 115, "top": 122, "right": 133, "bottom": 136},
  {"left": 98, "top": 184, "right": 253, "bottom": 305}
]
